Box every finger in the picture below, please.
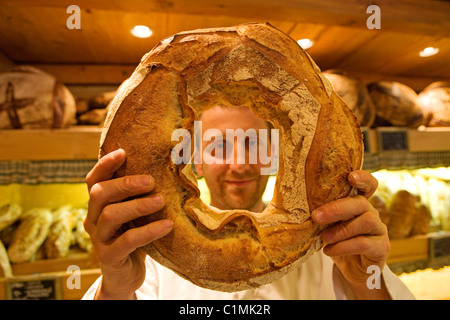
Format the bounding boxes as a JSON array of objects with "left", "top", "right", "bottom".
[
  {"left": 96, "top": 193, "right": 165, "bottom": 242},
  {"left": 348, "top": 170, "right": 378, "bottom": 199},
  {"left": 312, "top": 195, "right": 372, "bottom": 225},
  {"left": 323, "top": 234, "right": 390, "bottom": 261},
  {"left": 320, "top": 210, "right": 386, "bottom": 245},
  {"left": 87, "top": 174, "right": 156, "bottom": 227},
  {"left": 86, "top": 149, "right": 126, "bottom": 191},
  {"left": 107, "top": 219, "right": 174, "bottom": 263}
]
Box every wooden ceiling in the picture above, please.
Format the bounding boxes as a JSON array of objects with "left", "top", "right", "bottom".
[{"left": 0, "top": 0, "right": 449, "bottom": 92}]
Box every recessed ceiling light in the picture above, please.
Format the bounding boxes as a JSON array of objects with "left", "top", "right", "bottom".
[
  {"left": 419, "top": 47, "right": 439, "bottom": 57},
  {"left": 297, "top": 38, "right": 314, "bottom": 50},
  {"left": 131, "top": 25, "right": 153, "bottom": 38}
]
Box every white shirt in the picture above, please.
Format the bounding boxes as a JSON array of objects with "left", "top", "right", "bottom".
[{"left": 82, "top": 250, "right": 415, "bottom": 300}]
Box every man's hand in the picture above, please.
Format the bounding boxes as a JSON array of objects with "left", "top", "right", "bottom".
[
  {"left": 312, "top": 170, "right": 391, "bottom": 299},
  {"left": 84, "top": 149, "right": 173, "bottom": 299}
]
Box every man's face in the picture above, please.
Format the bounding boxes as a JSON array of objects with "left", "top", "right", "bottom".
[{"left": 194, "top": 106, "right": 271, "bottom": 212}]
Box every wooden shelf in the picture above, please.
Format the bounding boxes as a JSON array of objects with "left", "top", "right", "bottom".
[
  {"left": 387, "top": 232, "right": 450, "bottom": 274},
  {"left": 388, "top": 235, "right": 429, "bottom": 264},
  {"left": 360, "top": 127, "right": 450, "bottom": 171},
  {"left": 1, "top": 126, "right": 449, "bottom": 167},
  {"left": 0, "top": 269, "right": 101, "bottom": 300},
  {"left": 0, "top": 250, "right": 100, "bottom": 300},
  {"left": 0, "top": 126, "right": 102, "bottom": 160},
  {"left": 363, "top": 127, "right": 450, "bottom": 154}
]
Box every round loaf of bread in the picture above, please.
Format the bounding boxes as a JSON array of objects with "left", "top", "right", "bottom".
[
  {"left": 418, "top": 82, "right": 450, "bottom": 127},
  {"left": 0, "top": 66, "right": 76, "bottom": 129},
  {"left": 100, "top": 23, "right": 363, "bottom": 292},
  {"left": 323, "top": 69, "right": 376, "bottom": 127},
  {"left": 368, "top": 81, "right": 424, "bottom": 128}
]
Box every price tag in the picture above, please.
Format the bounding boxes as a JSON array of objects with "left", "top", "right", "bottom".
[
  {"left": 6, "top": 277, "right": 62, "bottom": 300},
  {"left": 429, "top": 233, "right": 450, "bottom": 260},
  {"left": 378, "top": 129, "right": 408, "bottom": 152}
]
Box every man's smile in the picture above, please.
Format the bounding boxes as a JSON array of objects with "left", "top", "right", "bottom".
[{"left": 224, "top": 179, "right": 256, "bottom": 187}]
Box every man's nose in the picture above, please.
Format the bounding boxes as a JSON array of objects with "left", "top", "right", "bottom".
[{"left": 228, "top": 143, "right": 251, "bottom": 172}]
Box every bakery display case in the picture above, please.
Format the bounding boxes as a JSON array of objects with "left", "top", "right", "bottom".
[
  {"left": 0, "top": 0, "right": 449, "bottom": 299},
  {"left": 0, "top": 128, "right": 100, "bottom": 300}
]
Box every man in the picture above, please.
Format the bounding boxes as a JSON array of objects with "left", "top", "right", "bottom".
[{"left": 83, "top": 105, "right": 414, "bottom": 300}]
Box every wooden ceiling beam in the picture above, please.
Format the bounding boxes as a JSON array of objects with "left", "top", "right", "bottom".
[
  {"left": 1, "top": 0, "right": 449, "bottom": 37},
  {"left": 28, "top": 63, "right": 450, "bottom": 92},
  {"left": 31, "top": 63, "right": 135, "bottom": 85}
]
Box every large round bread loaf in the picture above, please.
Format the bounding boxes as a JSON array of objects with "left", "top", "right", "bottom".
[
  {"left": 368, "top": 81, "right": 424, "bottom": 128},
  {"left": 0, "top": 66, "right": 76, "bottom": 129},
  {"left": 323, "top": 69, "right": 376, "bottom": 127},
  {"left": 418, "top": 82, "right": 450, "bottom": 127},
  {"left": 99, "top": 23, "right": 363, "bottom": 292}
]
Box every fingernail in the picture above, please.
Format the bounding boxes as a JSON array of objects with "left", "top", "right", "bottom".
[
  {"left": 141, "top": 175, "right": 153, "bottom": 186},
  {"left": 162, "top": 219, "right": 173, "bottom": 228},
  {"left": 350, "top": 171, "right": 359, "bottom": 181},
  {"left": 312, "top": 210, "right": 324, "bottom": 223},
  {"left": 153, "top": 194, "right": 164, "bottom": 206},
  {"left": 112, "top": 148, "right": 125, "bottom": 157}
]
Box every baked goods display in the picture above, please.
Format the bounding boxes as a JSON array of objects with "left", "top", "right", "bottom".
[
  {"left": 417, "top": 82, "right": 450, "bottom": 127},
  {"left": 100, "top": 22, "right": 363, "bottom": 291},
  {"left": 388, "top": 190, "right": 422, "bottom": 239},
  {"left": 323, "top": 69, "right": 376, "bottom": 127},
  {"left": 0, "top": 20, "right": 446, "bottom": 297},
  {"left": 0, "top": 204, "right": 92, "bottom": 277},
  {"left": 0, "top": 66, "right": 76, "bottom": 129},
  {"left": 76, "top": 90, "right": 116, "bottom": 126},
  {"left": 0, "top": 203, "right": 22, "bottom": 231},
  {"left": 372, "top": 168, "right": 449, "bottom": 237},
  {"left": 7, "top": 208, "right": 53, "bottom": 263},
  {"left": 0, "top": 239, "right": 12, "bottom": 278},
  {"left": 371, "top": 190, "right": 432, "bottom": 239},
  {"left": 44, "top": 205, "right": 81, "bottom": 259},
  {"left": 318, "top": 72, "right": 450, "bottom": 129},
  {"left": 367, "top": 80, "right": 424, "bottom": 128}
]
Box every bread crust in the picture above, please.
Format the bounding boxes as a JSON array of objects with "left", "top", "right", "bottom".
[{"left": 100, "top": 23, "right": 363, "bottom": 292}]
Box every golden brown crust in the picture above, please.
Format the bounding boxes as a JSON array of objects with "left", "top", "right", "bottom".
[
  {"left": 418, "top": 81, "right": 450, "bottom": 127},
  {"left": 323, "top": 70, "right": 376, "bottom": 127},
  {"left": 100, "top": 22, "right": 362, "bottom": 291},
  {"left": 368, "top": 80, "right": 424, "bottom": 128},
  {"left": 44, "top": 206, "right": 79, "bottom": 259},
  {"left": 7, "top": 208, "right": 53, "bottom": 263}
]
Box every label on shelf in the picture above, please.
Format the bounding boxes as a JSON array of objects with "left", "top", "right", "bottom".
[
  {"left": 378, "top": 129, "right": 409, "bottom": 152},
  {"left": 5, "top": 277, "right": 62, "bottom": 300},
  {"left": 429, "top": 233, "right": 450, "bottom": 260}
]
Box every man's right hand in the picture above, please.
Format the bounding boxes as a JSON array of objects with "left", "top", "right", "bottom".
[{"left": 84, "top": 148, "right": 173, "bottom": 299}]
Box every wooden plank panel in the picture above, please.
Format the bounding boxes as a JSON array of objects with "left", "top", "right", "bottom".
[
  {"left": 33, "top": 64, "right": 135, "bottom": 85},
  {"left": 2, "top": 0, "right": 449, "bottom": 36},
  {"left": 11, "top": 251, "right": 98, "bottom": 276},
  {"left": 408, "top": 128, "right": 450, "bottom": 152},
  {"left": 0, "top": 1, "right": 448, "bottom": 88},
  {"left": 340, "top": 70, "right": 450, "bottom": 93},
  {"left": 388, "top": 235, "right": 429, "bottom": 263},
  {"left": 0, "top": 127, "right": 101, "bottom": 160},
  {"left": 0, "top": 269, "right": 101, "bottom": 300}
]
